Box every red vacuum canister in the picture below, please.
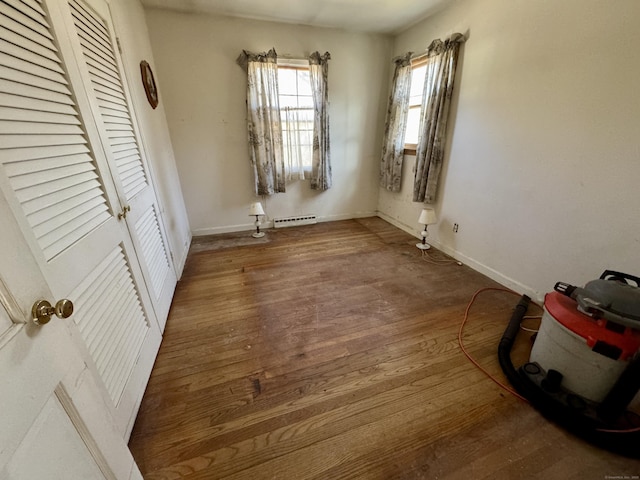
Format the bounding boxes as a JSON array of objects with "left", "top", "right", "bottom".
[
  {"left": 530, "top": 291, "right": 640, "bottom": 403},
  {"left": 529, "top": 270, "right": 640, "bottom": 408},
  {"left": 498, "top": 270, "right": 640, "bottom": 457}
]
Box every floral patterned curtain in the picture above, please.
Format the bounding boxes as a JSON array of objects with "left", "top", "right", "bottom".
[
  {"left": 237, "top": 48, "right": 286, "bottom": 195},
  {"left": 413, "top": 33, "right": 465, "bottom": 204},
  {"left": 380, "top": 52, "right": 413, "bottom": 192},
  {"left": 308, "top": 52, "right": 332, "bottom": 191}
]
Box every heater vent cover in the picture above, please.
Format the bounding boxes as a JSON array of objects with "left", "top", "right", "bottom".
[{"left": 273, "top": 215, "right": 317, "bottom": 228}]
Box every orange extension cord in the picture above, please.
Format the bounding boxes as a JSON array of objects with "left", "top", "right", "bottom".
[
  {"left": 458, "top": 287, "right": 640, "bottom": 433},
  {"left": 457, "top": 287, "right": 530, "bottom": 403}
]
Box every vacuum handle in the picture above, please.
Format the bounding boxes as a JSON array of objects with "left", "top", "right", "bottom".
[
  {"left": 554, "top": 282, "right": 577, "bottom": 298},
  {"left": 600, "top": 270, "right": 640, "bottom": 287}
]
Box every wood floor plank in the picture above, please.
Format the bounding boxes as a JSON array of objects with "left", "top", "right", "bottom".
[{"left": 129, "top": 218, "right": 640, "bottom": 479}]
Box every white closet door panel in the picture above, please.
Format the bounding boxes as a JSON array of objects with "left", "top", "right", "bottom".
[
  {"left": 68, "top": 0, "right": 147, "bottom": 204},
  {"left": 40, "top": 210, "right": 110, "bottom": 259},
  {"left": 115, "top": 153, "right": 141, "bottom": 169},
  {"left": 4, "top": 151, "right": 89, "bottom": 176},
  {"left": 76, "top": 30, "right": 114, "bottom": 64},
  {"left": 0, "top": 0, "right": 163, "bottom": 441},
  {"left": 85, "top": 61, "right": 120, "bottom": 87},
  {"left": 0, "top": 52, "right": 66, "bottom": 83},
  {"left": 69, "top": 244, "right": 150, "bottom": 406},
  {"left": 63, "top": 0, "right": 175, "bottom": 331},
  {"left": 0, "top": 2, "right": 52, "bottom": 40},
  {"left": 101, "top": 114, "right": 130, "bottom": 126},
  {"left": 108, "top": 129, "right": 134, "bottom": 140},
  {"left": 98, "top": 105, "right": 127, "bottom": 118},
  {"left": 0, "top": 91, "right": 77, "bottom": 114},
  {"left": 5, "top": 395, "right": 107, "bottom": 480},
  {"left": 134, "top": 206, "right": 170, "bottom": 299},
  {"left": 0, "top": 26, "right": 60, "bottom": 62},
  {"left": 0, "top": 14, "right": 52, "bottom": 50},
  {"left": 28, "top": 188, "right": 104, "bottom": 227},
  {"left": 2, "top": 133, "right": 87, "bottom": 149},
  {"left": 0, "top": 78, "right": 74, "bottom": 105},
  {"left": 11, "top": 159, "right": 96, "bottom": 189},
  {"left": 0, "top": 3, "right": 111, "bottom": 263},
  {"left": 0, "top": 119, "right": 82, "bottom": 135},
  {"left": 33, "top": 195, "right": 106, "bottom": 237},
  {"left": 0, "top": 39, "right": 63, "bottom": 74},
  {"left": 0, "top": 143, "right": 88, "bottom": 164},
  {"left": 20, "top": 177, "right": 101, "bottom": 214},
  {"left": 14, "top": 169, "right": 98, "bottom": 202},
  {"left": 119, "top": 163, "right": 143, "bottom": 180},
  {"left": 0, "top": 66, "right": 71, "bottom": 95},
  {"left": 4, "top": 0, "right": 47, "bottom": 24},
  {"left": 0, "top": 106, "right": 79, "bottom": 124},
  {"left": 112, "top": 143, "right": 136, "bottom": 154},
  {"left": 69, "top": 0, "right": 108, "bottom": 39}
]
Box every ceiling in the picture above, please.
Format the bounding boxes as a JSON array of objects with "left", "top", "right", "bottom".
[{"left": 140, "top": 0, "right": 454, "bottom": 34}]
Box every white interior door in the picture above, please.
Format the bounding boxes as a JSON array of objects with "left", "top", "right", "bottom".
[
  {"left": 0, "top": 192, "right": 142, "bottom": 480},
  {"left": 0, "top": 0, "right": 161, "bottom": 438},
  {"left": 55, "top": 0, "right": 176, "bottom": 330}
]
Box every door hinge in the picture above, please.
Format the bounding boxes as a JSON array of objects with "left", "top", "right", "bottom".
[{"left": 116, "top": 37, "right": 123, "bottom": 54}]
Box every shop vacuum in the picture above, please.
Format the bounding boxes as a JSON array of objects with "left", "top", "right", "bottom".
[{"left": 499, "top": 270, "right": 640, "bottom": 457}]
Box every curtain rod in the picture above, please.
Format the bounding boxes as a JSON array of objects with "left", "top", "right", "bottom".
[{"left": 410, "top": 32, "right": 467, "bottom": 62}]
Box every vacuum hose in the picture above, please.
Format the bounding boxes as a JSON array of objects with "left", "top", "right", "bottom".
[{"left": 497, "top": 294, "right": 531, "bottom": 397}]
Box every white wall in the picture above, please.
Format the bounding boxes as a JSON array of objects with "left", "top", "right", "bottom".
[
  {"left": 108, "top": 0, "right": 191, "bottom": 275},
  {"left": 378, "top": 0, "right": 640, "bottom": 301},
  {"left": 143, "top": 9, "right": 392, "bottom": 235}
]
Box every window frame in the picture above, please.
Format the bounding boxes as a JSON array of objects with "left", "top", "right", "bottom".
[
  {"left": 404, "top": 55, "right": 428, "bottom": 155},
  {"left": 277, "top": 59, "right": 314, "bottom": 178}
]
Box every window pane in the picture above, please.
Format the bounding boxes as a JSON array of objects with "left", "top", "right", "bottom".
[
  {"left": 297, "top": 70, "right": 311, "bottom": 95},
  {"left": 405, "top": 106, "right": 421, "bottom": 145},
  {"left": 409, "top": 65, "right": 426, "bottom": 106},
  {"left": 282, "top": 95, "right": 303, "bottom": 108},
  {"left": 300, "top": 129, "right": 313, "bottom": 146},
  {"left": 299, "top": 108, "right": 314, "bottom": 124},
  {"left": 301, "top": 145, "right": 313, "bottom": 169},
  {"left": 298, "top": 94, "right": 314, "bottom": 108},
  {"left": 278, "top": 68, "right": 298, "bottom": 95}
]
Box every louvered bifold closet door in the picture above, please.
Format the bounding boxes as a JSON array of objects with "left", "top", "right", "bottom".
[
  {"left": 69, "top": 0, "right": 146, "bottom": 201},
  {"left": 0, "top": 0, "right": 110, "bottom": 261},
  {"left": 0, "top": 0, "right": 162, "bottom": 438},
  {"left": 69, "top": 245, "right": 150, "bottom": 406},
  {"left": 65, "top": 0, "right": 175, "bottom": 328}
]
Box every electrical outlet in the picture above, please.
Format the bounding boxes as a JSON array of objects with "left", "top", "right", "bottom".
[{"left": 453, "top": 223, "right": 459, "bottom": 233}]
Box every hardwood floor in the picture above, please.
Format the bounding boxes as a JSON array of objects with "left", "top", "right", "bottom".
[{"left": 128, "top": 218, "right": 638, "bottom": 479}]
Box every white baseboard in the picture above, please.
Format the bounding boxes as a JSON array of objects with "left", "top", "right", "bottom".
[
  {"left": 376, "top": 211, "right": 421, "bottom": 239},
  {"left": 376, "top": 211, "right": 543, "bottom": 304},
  {"left": 192, "top": 223, "right": 260, "bottom": 236},
  {"left": 191, "top": 211, "right": 377, "bottom": 237},
  {"left": 319, "top": 211, "right": 377, "bottom": 222}
]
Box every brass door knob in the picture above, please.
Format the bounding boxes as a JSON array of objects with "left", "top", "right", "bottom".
[{"left": 32, "top": 299, "right": 74, "bottom": 326}]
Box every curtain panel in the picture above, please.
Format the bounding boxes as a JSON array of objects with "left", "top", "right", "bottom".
[
  {"left": 413, "top": 33, "right": 465, "bottom": 204},
  {"left": 282, "top": 106, "right": 308, "bottom": 181},
  {"left": 380, "top": 52, "right": 413, "bottom": 192},
  {"left": 237, "top": 48, "right": 286, "bottom": 195},
  {"left": 308, "top": 51, "right": 332, "bottom": 191}
]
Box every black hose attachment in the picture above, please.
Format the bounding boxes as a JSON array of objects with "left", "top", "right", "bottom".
[{"left": 497, "top": 294, "right": 531, "bottom": 397}]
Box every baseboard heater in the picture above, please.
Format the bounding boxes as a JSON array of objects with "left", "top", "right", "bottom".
[{"left": 272, "top": 215, "right": 317, "bottom": 228}]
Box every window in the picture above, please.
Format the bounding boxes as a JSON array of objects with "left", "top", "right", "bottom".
[
  {"left": 404, "top": 59, "right": 427, "bottom": 153},
  {"left": 277, "top": 60, "right": 314, "bottom": 179}
]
